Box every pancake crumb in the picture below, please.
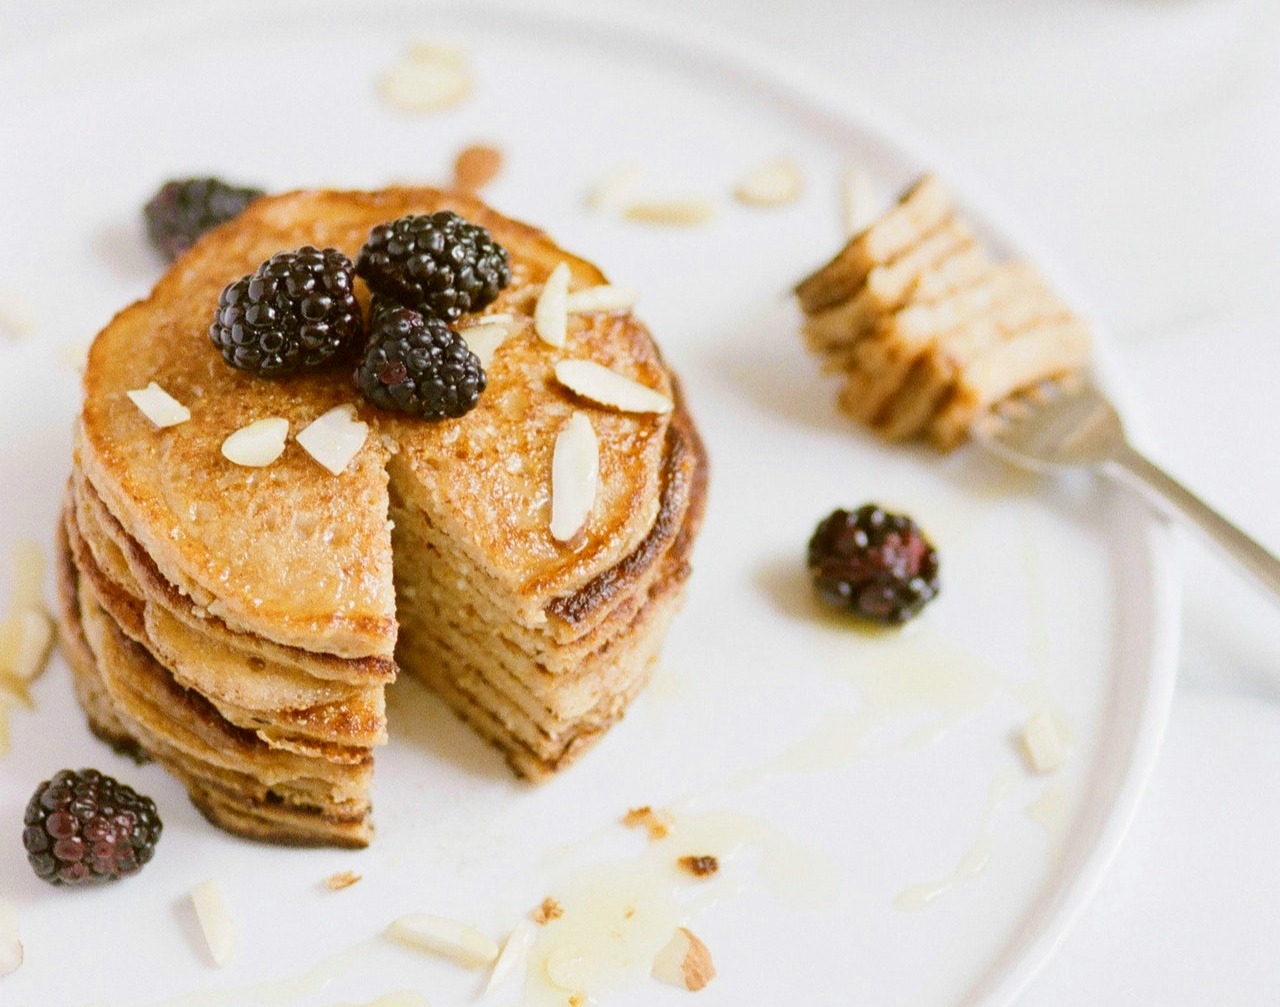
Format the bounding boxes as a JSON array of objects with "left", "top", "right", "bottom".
[
  {"left": 325, "top": 870, "right": 362, "bottom": 891},
  {"left": 622, "top": 805, "right": 672, "bottom": 841},
  {"left": 453, "top": 143, "right": 503, "bottom": 192},
  {"left": 531, "top": 897, "right": 563, "bottom": 925},
  {"left": 677, "top": 855, "right": 719, "bottom": 878}
]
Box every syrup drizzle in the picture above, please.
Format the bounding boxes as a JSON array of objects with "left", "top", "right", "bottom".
[
  {"left": 892, "top": 769, "right": 1015, "bottom": 911},
  {"left": 524, "top": 808, "right": 839, "bottom": 1007}
]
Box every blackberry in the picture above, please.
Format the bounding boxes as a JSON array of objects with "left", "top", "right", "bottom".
[
  {"left": 355, "top": 306, "right": 485, "bottom": 419},
  {"left": 143, "top": 177, "right": 265, "bottom": 262},
  {"left": 355, "top": 211, "right": 510, "bottom": 321},
  {"left": 807, "top": 504, "right": 940, "bottom": 624},
  {"left": 367, "top": 293, "right": 402, "bottom": 329},
  {"left": 22, "top": 769, "right": 162, "bottom": 886},
  {"left": 210, "top": 246, "right": 363, "bottom": 377}
]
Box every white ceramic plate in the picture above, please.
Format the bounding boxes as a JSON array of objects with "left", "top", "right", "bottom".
[{"left": 0, "top": 4, "right": 1179, "bottom": 1006}]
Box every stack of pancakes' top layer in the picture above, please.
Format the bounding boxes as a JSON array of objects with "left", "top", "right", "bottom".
[
  {"left": 78, "top": 188, "right": 676, "bottom": 657},
  {"left": 66, "top": 187, "right": 705, "bottom": 846}
]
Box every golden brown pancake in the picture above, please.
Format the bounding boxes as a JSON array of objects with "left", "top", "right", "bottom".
[{"left": 61, "top": 187, "right": 707, "bottom": 846}]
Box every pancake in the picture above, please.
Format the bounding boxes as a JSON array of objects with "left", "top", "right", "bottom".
[
  {"left": 61, "top": 187, "right": 707, "bottom": 846},
  {"left": 795, "top": 174, "right": 1091, "bottom": 448}
]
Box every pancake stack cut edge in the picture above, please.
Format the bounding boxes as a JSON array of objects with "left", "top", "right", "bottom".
[
  {"left": 796, "top": 174, "right": 1092, "bottom": 449},
  {"left": 56, "top": 187, "right": 707, "bottom": 848}
]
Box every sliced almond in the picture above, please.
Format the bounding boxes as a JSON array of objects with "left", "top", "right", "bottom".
[
  {"left": 1019, "top": 712, "right": 1069, "bottom": 774},
  {"left": 221, "top": 417, "right": 288, "bottom": 468},
  {"left": 190, "top": 879, "right": 235, "bottom": 968},
  {"left": 555, "top": 360, "right": 672, "bottom": 415},
  {"left": 296, "top": 405, "right": 369, "bottom": 476},
  {"left": 483, "top": 918, "right": 538, "bottom": 995},
  {"left": 10, "top": 540, "right": 43, "bottom": 610},
  {"left": 126, "top": 382, "right": 191, "bottom": 429},
  {"left": 453, "top": 143, "right": 503, "bottom": 192},
  {"left": 586, "top": 162, "right": 644, "bottom": 214},
  {"left": 733, "top": 157, "right": 803, "bottom": 207},
  {"left": 0, "top": 903, "right": 21, "bottom": 977},
  {"left": 0, "top": 285, "right": 36, "bottom": 339},
  {"left": 652, "top": 927, "right": 715, "bottom": 992},
  {"left": 381, "top": 45, "right": 472, "bottom": 112},
  {"left": 564, "top": 285, "right": 638, "bottom": 315},
  {"left": 549, "top": 412, "right": 598, "bottom": 543},
  {"left": 842, "top": 167, "right": 880, "bottom": 235},
  {"left": 535, "top": 263, "right": 571, "bottom": 348},
  {"left": 1, "top": 542, "right": 52, "bottom": 694},
  {"left": 5, "top": 607, "right": 53, "bottom": 684},
  {"left": 387, "top": 913, "right": 499, "bottom": 969},
  {"left": 325, "top": 870, "right": 362, "bottom": 891},
  {"left": 623, "top": 199, "right": 716, "bottom": 227},
  {"left": 459, "top": 321, "right": 514, "bottom": 369},
  {"left": 0, "top": 672, "right": 29, "bottom": 709}
]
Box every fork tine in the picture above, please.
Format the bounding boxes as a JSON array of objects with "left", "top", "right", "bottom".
[{"left": 981, "top": 380, "right": 1121, "bottom": 467}]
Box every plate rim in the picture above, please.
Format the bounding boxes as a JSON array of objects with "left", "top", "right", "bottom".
[{"left": 3, "top": 3, "right": 1182, "bottom": 1004}]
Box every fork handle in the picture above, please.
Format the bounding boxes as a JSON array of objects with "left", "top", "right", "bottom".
[{"left": 1108, "top": 444, "right": 1280, "bottom": 601}]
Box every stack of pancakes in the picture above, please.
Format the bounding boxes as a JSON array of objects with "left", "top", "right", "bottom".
[
  {"left": 57, "top": 188, "right": 706, "bottom": 847},
  {"left": 796, "top": 175, "right": 1091, "bottom": 448}
]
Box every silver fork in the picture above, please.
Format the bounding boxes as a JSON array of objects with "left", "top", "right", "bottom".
[{"left": 977, "top": 383, "right": 1280, "bottom": 601}]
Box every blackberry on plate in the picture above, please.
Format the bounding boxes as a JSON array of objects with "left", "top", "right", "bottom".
[
  {"left": 143, "top": 177, "right": 265, "bottom": 262},
  {"left": 807, "top": 504, "right": 940, "bottom": 624},
  {"left": 355, "top": 211, "right": 511, "bottom": 321},
  {"left": 22, "top": 768, "right": 162, "bottom": 886},
  {"left": 355, "top": 305, "right": 486, "bottom": 420},
  {"left": 210, "top": 246, "right": 363, "bottom": 378}
]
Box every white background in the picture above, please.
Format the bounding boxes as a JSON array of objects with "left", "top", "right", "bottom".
[{"left": 4, "top": 1, "right": 1279, "bottom": 1002}]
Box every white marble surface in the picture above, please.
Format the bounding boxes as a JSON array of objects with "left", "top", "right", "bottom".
[{"left": 5, "top": 1, "right": 1280, "bottom": 1002}]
